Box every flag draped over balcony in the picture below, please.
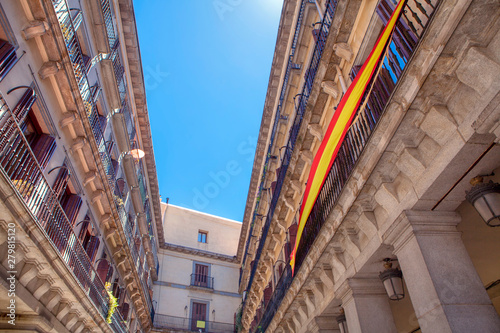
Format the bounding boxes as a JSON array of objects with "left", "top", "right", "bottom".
[{"left": 290, "top": 0, "right": 406, "bottom": 274}]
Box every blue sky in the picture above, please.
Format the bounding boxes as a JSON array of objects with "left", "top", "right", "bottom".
[{"left": 134, "top": 1, "right": 283, "bottom": 221}]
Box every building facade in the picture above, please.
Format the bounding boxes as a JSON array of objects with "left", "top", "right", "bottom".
[
  {"left": 152, "top": 203, "right": 242, "bottom": 333},
  {"left": 238, "top": 0, "right": 500, "bottom": 332},
  {"left": 0, "top": 0, "right": 162, "bottom": 332}
]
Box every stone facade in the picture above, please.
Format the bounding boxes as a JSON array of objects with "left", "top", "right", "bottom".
[
  {"left": 0, "top": 0, "right": 162, "bottom": 332},
  {"left": 238, "top": 0, "right": 500, "bottom": 332},
  {"left": 153, "top": 204, "right": 242, "bottom": 332}
]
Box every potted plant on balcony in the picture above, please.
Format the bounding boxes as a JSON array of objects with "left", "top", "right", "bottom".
[{"left": 105, "top": 282, "right": 118, "bottom": 323}]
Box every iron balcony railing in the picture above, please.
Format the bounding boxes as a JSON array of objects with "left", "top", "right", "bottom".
[
  {"left": 0, "top": 95, "right": 127, "bottom": 331},
  {"left": 190, "top": 273, "right": 215, "bottom": 289},
  {"left": 52, "top": 0, "right": 153, "bottom": 328},
  {"left": 154, "top": 313, "right": 236, "bottom": 333},
  {"left": 241, "top": 0, "right": 307, "bottom": 273},
  {"left": 294, "top": 0, "right": 439, "bottom": 274},
  {"left": 243, "top": 0, "right": 338, "bottom": 305},
  {"left": 251, "top": 0, "right": 440, "bottom": 331},
  {"left": 99, "top": 0, "right": 158, "bottom": 280},
  {"left": 0, "top": 40, "right": 18, "bottom": 82}
]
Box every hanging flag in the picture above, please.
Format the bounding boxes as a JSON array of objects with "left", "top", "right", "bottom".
[{"left": 290, "top": 0, "right": 406, "bottom": 274}]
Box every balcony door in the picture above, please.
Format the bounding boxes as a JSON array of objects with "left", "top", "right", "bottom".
[
  {"left": 191, "top": 302, "right": 207, "bottom": 332},
  {"left": 194, "top": 263, "right": 208, "bottom": 287}
]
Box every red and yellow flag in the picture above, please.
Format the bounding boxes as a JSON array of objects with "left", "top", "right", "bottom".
[{"left": 290, "top": 0, "right": 405, "bottom": 274}]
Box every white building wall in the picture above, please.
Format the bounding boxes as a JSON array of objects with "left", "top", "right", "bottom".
[
  {"left": 162, "top": 204, "right": 241, "bottom": 256},
  {"left": 154, "top": 203, "right": 242, "bottom": 329}
]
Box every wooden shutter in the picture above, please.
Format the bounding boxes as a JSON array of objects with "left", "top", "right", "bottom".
[
  {"left": 61, "top": 194, "right": 82, "bottom": 226},
  {"left": 87, "top": 236, "right": 100, "bottom": 263},
  {"left": 97, "top": 259, "right": 110, "bottom": 283},
  {"left": 191, "top": 302, "right": 207, "bottom": 332},
  {"left": 30, "top": 134, "right": 56, "bottom": 170},
  {"left": 119, "top": 302, "right": 130, "bottom": 321},
  {"left": 195, "top": 264, "right": 208, "bottom": 287},
  {"left": 0, "top": 39, "right": 17, "bottom": 79},
  {"left": 263, "top": 282, "right": 273, "bottom": 307},
  {"left": 78, "top": 219, "right": 90, "bottom": 240},
  {"left": 52, "top": 166, "right": 70, "bottom": 199}
]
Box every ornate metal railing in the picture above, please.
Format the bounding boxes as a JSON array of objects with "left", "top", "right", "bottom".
[
  {"left": 154, "top": 313, "right": 236, "bottom": 333},
  {"left": 0, "top": 95, "right": 127, "bottom": 331},
  {"left": 253, "top": 266, "right": 293, "bottom": 333},
  {"left": 294, "top": 0, "right": 439, "bottom": 274},
  {"left": 244, "top": 0, "right": 338, "bottom": 307},
  {"left": 52, "top": 0, "right": 117, "bottom": 188},
  {"left": 52, "top": 0, "right": 152, "bottom": 329},
  {"left": 241, "top": 0, "right": 307, "bottom": 272},
  {"left": 99, "top": 0, "right": 158, "bottom": 284},
  {"left": 0, "top": 40, "right": 18, "bottom": 81},
  {"left": 248, "top": 0, "right": 439, "bottom": 330},
  {"left": 190, "top": 273, "right": 215, "bottom": 289}
]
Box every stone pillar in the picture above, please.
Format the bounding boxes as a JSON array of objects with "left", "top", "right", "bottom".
[
  {"left": 385, "top": 210, "right": 500, "bottom": 333},
  {"left": 338, "top": 278, "right": 398, "bottom": 333}
]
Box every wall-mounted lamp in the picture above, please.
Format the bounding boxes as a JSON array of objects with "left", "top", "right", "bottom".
[
  {"left": 336, "top": 308, "right": 348, "bottom": 333},
  {"left": 466, "top": 176, "right": 500, "bottom": 227},
  {"left": 379, "top": 258, "right": 404, "bottom": 301}
]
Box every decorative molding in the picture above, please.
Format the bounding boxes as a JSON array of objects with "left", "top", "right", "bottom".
[{"left": 161, "top": 242, "right": 239, "bottom": 263}]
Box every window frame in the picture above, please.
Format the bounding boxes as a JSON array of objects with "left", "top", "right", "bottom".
[{"left": 198, "top": 230, "right": 208, "bottom": 243}]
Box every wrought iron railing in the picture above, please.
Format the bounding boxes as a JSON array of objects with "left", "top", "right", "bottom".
[
  {"left": 241, "top": 0, "right": 308, "bottom": 271},
  {"left": 0, "top": 40, "right": 18, "bottom": 81},
  {"left": 51, "top": 0, "right": 152, "bottom": 328},
  {"left": 154, "top": 313, "right": 236, "bottom": 333},
  {"left": 248, "top": 0, "right": 439, "bottom": 330},
  {"left": 253, "top": 266, "right": 293, "bottom": 333},
  {"left": 52, "top": 0, "right": 117, "bottom": 188},
  {"left": 243, "top": 0, "right": 338, "bottom": 306},
  {"left": 190, "top": 273, "right": 215, "bottom": 289},
  {"left": 0, "top": 95, "right": 127, "bottom": 331},
  {"left": 293, "top": 0, "right": 439, "bottom": 274},
  {"left": 99, "top": 0, "right": 158, "bottom": 283}
]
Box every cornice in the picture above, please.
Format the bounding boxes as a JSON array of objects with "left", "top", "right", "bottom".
[
  {"left": 161, "top": 242, "right": 239, "bottom": 264},
  {"left": 236, "top": 0, "right": 299, "bottom": 263}
]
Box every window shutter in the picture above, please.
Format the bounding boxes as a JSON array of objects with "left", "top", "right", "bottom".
[
  {"left": 87, "top": 236, "right": 100, "bottom": 263},
  {"left": 0, "top": 39, "right": 17, "bottom": 79},
  {"left": 61, "top": 194, "right": 82, "bottom": 226},
  {"left": 78, "top": 219, "right": 90, "bottom": 240},
  {"left": 96, "top": 259, "right": 110, "bottom": 283},
  {"left": 119, "top": 302, "right": 129, "bottom": 321},
  {"left": 263, "top": 282, "right": 273, "bottom": 307},
  {"left": 52, "top": 166, "right": 70, "bottom": 199},
  {"left": 31, "top": 134, "right": 56, "bottom": 170}
]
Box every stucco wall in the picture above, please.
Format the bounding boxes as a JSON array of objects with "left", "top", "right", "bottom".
[
  {"left": 162, "top": 204, "right": 241, "bottom": 256},
  {"left": 154, "top": 203, "right": 242, "bottom": 327}
]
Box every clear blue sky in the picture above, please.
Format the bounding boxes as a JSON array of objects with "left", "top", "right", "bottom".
[{"left": 134, "top": 1, "right": 283, "bottom": 221}]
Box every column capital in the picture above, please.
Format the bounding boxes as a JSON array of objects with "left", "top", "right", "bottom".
[
  {"left": 336, "top": 278, "right": 387, "bottom": 304},
  {"left": 383, "top": 210, "right": 461, "bottom": 253}
]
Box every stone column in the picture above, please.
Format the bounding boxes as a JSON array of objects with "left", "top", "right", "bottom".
[
  {"left": 385, "top": 210, "right": 500, "bottom": 333},
  {"left": 338, "top": 278, "right": 398, "bottom": 333}
]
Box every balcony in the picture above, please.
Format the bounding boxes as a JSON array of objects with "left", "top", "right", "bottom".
[
  {"left": 247, "top": 0, "right": 440, "bottom": 331},
  {"left": 154, "top": 313, "right": 236, "bottom": 333},
  {"left": 0, "top": 94, "right": 127, "bottom": 331},
  {"left": 190, "top": 273, "right": 215, "bottom": 290}
]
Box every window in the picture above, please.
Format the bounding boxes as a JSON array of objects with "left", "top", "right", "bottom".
[
  {"left": 191, "top": 302, "right": 207, "bottom": 332},
  {"left": 0, "top": 3, "right": 17, "bottom": 81},
  {"left": 198, "top": 230, "right": 207, "bottom": 243},
  {"left": 193, "top": 263, "right": 209, "bottom": 288}
]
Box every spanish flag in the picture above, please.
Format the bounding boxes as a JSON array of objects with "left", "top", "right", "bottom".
[{"left": 290, "top": 0, "right": 405, "bottom": 274}]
